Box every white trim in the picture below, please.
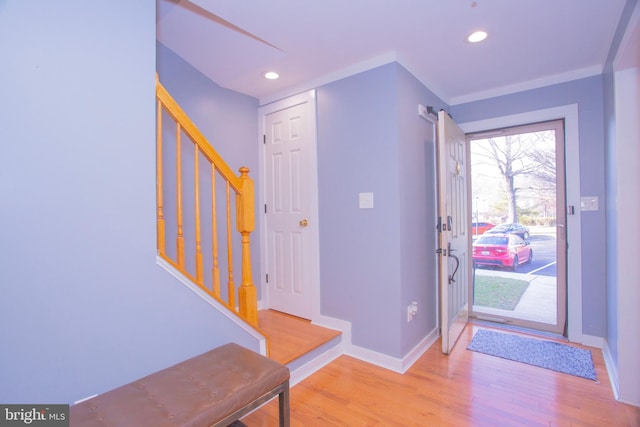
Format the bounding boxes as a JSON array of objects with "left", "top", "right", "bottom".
[
  {"left": 344, "top": 327, "right": 439, "bottom": 374},
  {"left": 581, "top": 334, "right": 605, "bottom": 349},
  {"left": 259, "top": 52, "right": 397, "bottom": 106},
  {"left": 459, "top": 104, "right": 583, "bottom": 343},
  {"left": 259, "top": 52, "right": 450, "bottom": 107},
  {"left": 258, "top": 53, "right": 604, "bottom": 108},
  {"left": 312, "top": 313, "right": 439, "bottom": 374},
  {"left": 603, "top": 340, "right": 620, "bottom": 400},
  {"left": 395, "top": 54, "right": 449, "bottom": 103},
  {"left": 258, "top": 90, "right": 321, "bottom": 323},
  {"left": 450, "top": 66, "right": 602, "bottom": 106},
  {"left": 612, "top": 65, "right": 640, "bottom": 407},
  {"left": 156, "top": 256, "right": 267, "bottom": 355},
  {"left": 613, "top": 1, "right": 640, "bottom": 71},
  {"left": 289, "top": 344, "right": 343, "bottom": 387},
  {"left": 399, "top": 328, "right": 440, "bottom": 373},
  {"left": 344, "top": 345, "right": 404, "bottom": 373},
  {"left": 312, "top": 315, "right": 352, "bottom": 347}
]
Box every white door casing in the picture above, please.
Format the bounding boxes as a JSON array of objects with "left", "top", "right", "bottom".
[
  {"left": 466, "top": 119, "right": 567, "bottom": 335},
  {"left": 437, "top": 110, "right": 470, "bottom": 354},
  {"left": 259, "top": 91, "right": 319, "bottom": 320},
  {"left": 459, "top": 105, "right": 582, "bottom": 343}
]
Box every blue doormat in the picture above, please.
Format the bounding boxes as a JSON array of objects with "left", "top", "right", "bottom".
[{"left": 467, "top": 329, "right": 597, "bottom": 381}]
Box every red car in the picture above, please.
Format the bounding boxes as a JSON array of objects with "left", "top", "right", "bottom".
[
  {"left": 471, "top": 221, "right": 495, "bottom": 235},
  {"left": 472, "top": 233, "right": 533, "bottom": 271}
]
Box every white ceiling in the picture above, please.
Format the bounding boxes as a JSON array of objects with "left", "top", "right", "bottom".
[{"left": 157, "top": 0, "right": 627, "bottom": 105}]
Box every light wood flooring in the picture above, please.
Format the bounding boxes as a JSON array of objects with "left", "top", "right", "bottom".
[
  {"left": 247, "top": 319, "right": 640, "bottom": 426},
  {"left": 258, "top": 309, "right": 341, "bottom": 365}
]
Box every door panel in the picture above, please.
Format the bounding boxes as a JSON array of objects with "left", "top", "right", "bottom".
[
  {"left": 262, "top": 94, "right": 317, "bottom": 319},
  {"left": 437, "top": 111, "right": 470, "bottom": 354}
]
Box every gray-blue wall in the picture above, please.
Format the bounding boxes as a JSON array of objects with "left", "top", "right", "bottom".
[
  {"left": 316, "top": 63, "right": 446, "bottom": 357},
  {"left": 451, "top": 76, "right": 607, "bottom": 337},
  {"left": 317, "top": 64, "right": 403, "bottom": 355},
  {"left": 396, "top": 66, "right": 447, "bottom": 354},
  {"left": 0, "top": 1, "right": 257, "bottom": 404}
]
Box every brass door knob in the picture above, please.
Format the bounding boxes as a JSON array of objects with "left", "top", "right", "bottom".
[{"left": 299, "top": 219, "right": 309, "bottom": 227}]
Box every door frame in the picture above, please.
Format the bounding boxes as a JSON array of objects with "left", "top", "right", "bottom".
[
  {"left": 459, "top": 104, "right": 584, "bottom": 343},
  {"left": 466, "top": 119, "right": 567, "bottom": 335},
  {"left": 257, "top": 90, "right": 321, "bottom": 320}
]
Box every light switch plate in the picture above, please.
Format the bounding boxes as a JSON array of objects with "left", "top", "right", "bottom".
[
  {"left": 580, "top": 196, "right": 599, "bottom": 211},
  {"left": 359, "top": 192, "right": 374, "bottom": 209}
]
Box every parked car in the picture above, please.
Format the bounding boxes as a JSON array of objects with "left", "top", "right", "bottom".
[
  {"left": 472, "top": 233, "right": 533, "bottom": 271},
  {"left": 485, "top": 222, "right": 530, "bottom": 240},
  {"left": 471, "top": 221, "right": 495, "bottom": 235}
]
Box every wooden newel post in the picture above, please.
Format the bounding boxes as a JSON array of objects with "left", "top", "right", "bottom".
[{"left": 236, "top": 167, "right": 258, "bottom": 326}]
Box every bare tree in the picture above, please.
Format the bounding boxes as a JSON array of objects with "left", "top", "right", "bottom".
[
  {"left": 472, "top": 131, "right": 554, "bottom": 223},
  {"left": 527, "top": 140, "right": 556, "bottom": 191}
]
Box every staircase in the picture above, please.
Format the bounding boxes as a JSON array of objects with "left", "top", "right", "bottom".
[
  {"left": 258, "top": 309, "right": 342, "bottom": 384},
  {"left": 156, "top": 78, "right": 342, "bottom": 376},
  {"left": 155, "top": 76, "right": 258, "bottom": 327}
]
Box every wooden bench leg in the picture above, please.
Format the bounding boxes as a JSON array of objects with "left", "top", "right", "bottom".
[{"left": 279, "top": 380, "right": 290, "bottom": 427}]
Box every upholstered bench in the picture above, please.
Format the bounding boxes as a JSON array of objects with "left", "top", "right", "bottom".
[{"left": 70, "top": 343, "right": 290, "bottom": 427}]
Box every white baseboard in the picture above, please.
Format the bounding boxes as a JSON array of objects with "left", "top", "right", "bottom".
[
  {"left": 400, "top": 328, "right": 440, "bottom": 373},
  {"left": 311, "top": 314, "right": 439, "bottom": 374},
  {"left": 581, "top": 334, "right": 605, "bottom": 349},
  {"left": 344, "top": 327, "right": 440, "bottom": 374},
  {"left": 289, "top": 343, "right": 344, "bottom": 387},
  {"left": 603, "top": 340, "right": 620, "bottom": 400}
]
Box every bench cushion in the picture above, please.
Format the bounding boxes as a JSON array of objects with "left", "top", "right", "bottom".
[{"left": 71, "top": 343, "right": 290, "bottom": 427}]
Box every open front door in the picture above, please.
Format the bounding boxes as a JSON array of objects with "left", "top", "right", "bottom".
[{"left": 437, "top": 110, "right": 470, "bottom": 354}]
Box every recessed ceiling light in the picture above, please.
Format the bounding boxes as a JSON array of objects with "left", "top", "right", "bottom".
[
  {"left": 468, "top": 31, "right": 488, "bottom": 43},
  {"left": 264, "top": 71, "right": 279, "bottom": 80}
]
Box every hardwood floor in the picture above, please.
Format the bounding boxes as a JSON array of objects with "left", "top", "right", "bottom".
[
  {"left": 258, "top": 309, "right": 341, "bottom": 365},
  {"left": 245, "top": 322, "right": 640, "bottom": 426}
]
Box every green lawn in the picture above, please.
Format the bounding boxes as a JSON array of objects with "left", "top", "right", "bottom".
[{"left": 473, "top": 275, "right": 529, "bottom": 310}]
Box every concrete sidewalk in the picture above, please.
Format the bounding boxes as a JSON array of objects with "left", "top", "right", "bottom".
[{"left": 473, "top": 268, "right": 557, "bottom": 325}]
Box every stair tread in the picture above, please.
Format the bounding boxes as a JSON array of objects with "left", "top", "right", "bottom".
[{"left": 258, "top": 310, "right": 341, "bottom": 365}]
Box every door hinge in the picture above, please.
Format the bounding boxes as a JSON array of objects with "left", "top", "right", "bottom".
[
  {"left": 436, "top": 216, "right": 442, "bottom": 233},
  {"left": 263, "top": 134, "right": 266, "bottom": 144},
  {"left": 264, "top": 204, "right": 267, "bottom": 214},
  {"left": 266, "top": 273, "right": 269, "bottom": 283}
]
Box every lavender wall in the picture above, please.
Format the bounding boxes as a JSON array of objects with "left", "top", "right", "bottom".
[
  {"left": 0, "top": 1, "right": 257, "bottom": 404},
  {"left": 451, "top": 76, "right": 607, "bottom": 337},
  {"left": 156, "top": 43, "right": 261, "bottom": 301},
  {"left": 156, "top": 44, "right": 259, "bottom": 178},
  {"left": 316, "top": 63, "right": 445, "bottom": 356},
  {"left": 316, "top": 64, "right": 403, "bottom": 355},
  {"left": 396, "top": 66, "right": 448, "bottom": 354}
]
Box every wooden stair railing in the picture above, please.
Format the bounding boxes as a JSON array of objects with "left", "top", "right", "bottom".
[{"left": 155, "top": 77, "right": 258, "bottom": 328}]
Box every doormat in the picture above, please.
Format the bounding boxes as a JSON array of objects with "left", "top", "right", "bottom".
[{"left": 467, "top": 329, "right": 597, "bottom": 381}]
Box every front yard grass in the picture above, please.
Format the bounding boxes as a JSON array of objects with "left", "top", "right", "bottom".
[{"left": 473, "top": 275, "right": 529, "bottom": 310}]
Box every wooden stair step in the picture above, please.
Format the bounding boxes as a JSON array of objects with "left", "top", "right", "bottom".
[{"left": 258, "top": 309, "right": 341, "bottom": 365}]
